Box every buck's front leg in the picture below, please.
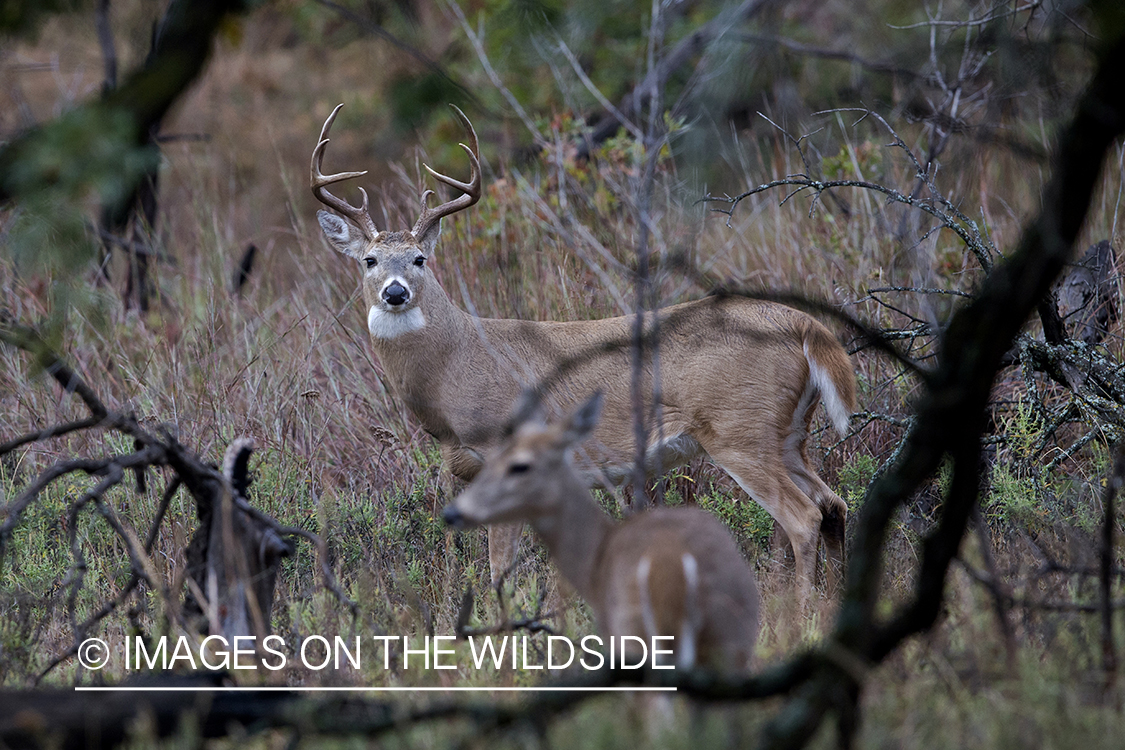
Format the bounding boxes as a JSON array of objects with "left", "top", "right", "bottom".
[
  {"left": 440, "top": 443, "right": 522, "bottom": 585},
  {"left": 487, "top": 523, "right": 523, "bottom": 586}
]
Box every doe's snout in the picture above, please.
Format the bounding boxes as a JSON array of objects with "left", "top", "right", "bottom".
[
  {"left": 442, "top": 504, "right": 467, "bottom": 529},
  {"left": 383, "top": 281, "right": 410, "bottom": 306}
]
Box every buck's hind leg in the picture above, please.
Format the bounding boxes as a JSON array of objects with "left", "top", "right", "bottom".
[
  {"left": 704, "top": 448, "right": 820, "bottom": 612},
  {"left": 783, "top": 403, "right": 848, "bottom": 598},
  {"left": 788, "top": 463, "right": 847, "bottom": 597},
  {"left": 818, "top": 493, "right": 846, "bottom": 597}
]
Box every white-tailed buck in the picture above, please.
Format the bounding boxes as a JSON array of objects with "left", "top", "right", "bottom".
[
  {"left": 312, "top": 103, "right": 856, "bottom": 607},
  {"left": 443, "top": 392, "right": 760, "bottom": 670}
]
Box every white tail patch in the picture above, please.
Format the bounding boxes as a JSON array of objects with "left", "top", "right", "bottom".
[
  {"left": 804, "top": 340, "right": 850, "bottom": 436},
  {"left": 368, "top": 305, "right": 426, "bottom": 339},
  {"left": 678, "top": 553, "right": 699, "bottom": 670},
  {"left": 222, "top": 437, "right": 255, "bottom": 483}
]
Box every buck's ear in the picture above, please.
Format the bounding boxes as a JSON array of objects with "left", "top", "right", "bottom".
[
  {"left": 415, "top": 215, "right": 442, "bottom": 256},
  {"left": 318, "top": 210, "right": 368, "bottom": 259},
  {"left": 561, "top": 391, "right": 603, "bottom": 445}
]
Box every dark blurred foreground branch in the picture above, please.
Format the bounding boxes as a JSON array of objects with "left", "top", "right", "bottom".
[
  {"left": 766, "top": 28, "right": 1125, "bottom": 750},
  {"left": 0, "top": 0, "right": 249, "bottom": 206},
  {"left": 708, "top": 107, "right": 1125, "bottom": 465},
  {"left": 4, "top": 12, "right": 1125, "bottom": 750},
  {"left": 0, "top": 0, "right": 255, "bottom": 311},
  {"left": 0, "top": 320, "right": 357, "bottom": 682},
  {"left": 1100, "top": 446, "right": 1125, "bottom": 686},
  {"left": 690, "top": 17, "right": 1125, "bottom": 747},
  {"left": 0, "top": 661, "right": 822, "bottom": 750}
]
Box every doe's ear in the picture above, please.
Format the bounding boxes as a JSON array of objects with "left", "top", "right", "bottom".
[
  {"left": 560, "top": 391, "right": 603, "bottom": 446},
  {"left": 318, "top": 210, "right": 368, "bottom": 259},
  {"left": 506, "top": 387, "right": 545, "bottom": 436}
]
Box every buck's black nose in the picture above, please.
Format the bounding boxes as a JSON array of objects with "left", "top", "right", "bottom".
[
  {"left": 442, "top": 505, "right": 465, "bottom": 528},
  {"left": 383, "top": 281, "right": 410, "bottom": 306}
]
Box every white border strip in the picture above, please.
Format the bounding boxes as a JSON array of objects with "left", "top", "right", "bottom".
[{"left": 74, "top": 686, "right": 676, "bottom": 693}]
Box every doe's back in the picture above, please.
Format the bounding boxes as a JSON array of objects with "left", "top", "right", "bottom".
[{"left": 595, "top": 506, "right": 760, "bottom": 671}]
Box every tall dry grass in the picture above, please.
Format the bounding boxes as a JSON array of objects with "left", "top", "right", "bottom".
[{"left": 3, "top": 1, "right": 1125, "bottom": 745}]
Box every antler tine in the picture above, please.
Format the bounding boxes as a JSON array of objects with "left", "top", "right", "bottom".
[
  {"left": 412, "top": 105, "right": 483, "bottom": 240},
  {"left": 311, "top": 103, "right": 378, "bottom": 241}
]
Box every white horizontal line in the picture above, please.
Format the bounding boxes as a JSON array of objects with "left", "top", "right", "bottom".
[{"left": 74, "top": 686, "right": 676, "bottom": 693}]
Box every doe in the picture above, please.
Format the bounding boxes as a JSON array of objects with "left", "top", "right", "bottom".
[{"left": 443, "top": 392, "right": 760, "bottom": 672}]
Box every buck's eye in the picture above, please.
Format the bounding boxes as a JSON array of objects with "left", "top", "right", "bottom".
[
  {"left": 413, "top": 256, "right": 426, "bottom": 267},
  {"left": 508, "top": 463, "right": 531, "bottom": 475},
  {"left": 365, "top": 257, "right": 377, "bottom": 268}
]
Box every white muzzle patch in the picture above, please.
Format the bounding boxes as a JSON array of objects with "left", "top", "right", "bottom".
[{"left": 368, "top": 305, "right": 426, "bottom": 339}]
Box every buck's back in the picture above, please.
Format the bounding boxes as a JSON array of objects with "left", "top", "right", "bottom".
[{"left": 470, "top": 296, "right": 823, "bottom": 465}]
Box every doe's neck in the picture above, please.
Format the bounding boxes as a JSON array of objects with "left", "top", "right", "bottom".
[{"left": 529, "top": 467, "right": 614, "bottom": 603}]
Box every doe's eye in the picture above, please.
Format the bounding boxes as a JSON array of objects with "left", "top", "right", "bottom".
[
  {"left": 365, "top": 257, "right": 377, "bottom": 269},
  {"left": 508, "top": 463, "right": 531, "bottom": 475},
  {"left": 413, "top": 256, "right": 426, "bottom": 267}
]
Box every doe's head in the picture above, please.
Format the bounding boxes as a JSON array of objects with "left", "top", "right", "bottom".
[{"left": 442, "top": 391, "right": 603, "bottom": 529}]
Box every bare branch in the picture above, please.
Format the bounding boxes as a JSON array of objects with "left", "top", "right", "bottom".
[
  {"left": 0, "top": 416, "right": 104, "bottom": 455},
  {"left": 445, "top": 0, "right": 547, "bottom": 148},
  {"left": 889, "top": 2, "right": 1044, "bottom": 30}
]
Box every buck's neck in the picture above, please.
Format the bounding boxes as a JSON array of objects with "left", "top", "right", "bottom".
[{"left": 529, "top": 467, "right": 614, "bottom": 603}]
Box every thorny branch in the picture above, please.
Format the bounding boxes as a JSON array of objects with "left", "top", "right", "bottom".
[
  {"left": 703, "top": 110, "right": 995, "bottom": 272},
  {"left": 455, "top": 583, "right": 558, "bottom": 639},
  {"left": 693, "top": 24, "right": 1125, "bottom": 748},
  {"left": 787, "top": 30, "right": 1125, "bottom": 750},
  {"left": 707, "top": 101, "right": 1125, "bottom": 481}
]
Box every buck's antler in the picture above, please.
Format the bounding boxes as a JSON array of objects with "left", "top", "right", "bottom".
[
  {"left": 411, "top": 105, "right": 482, "bottom": 241},
  {"left": 311, "top": 103, "right": 378, "bottom": 241}
]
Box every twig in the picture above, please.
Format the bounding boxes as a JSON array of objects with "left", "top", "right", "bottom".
[
  {"left": 970, "top": 507, "right": 1017, "bottom": 674},
  {"left": 239, "top": 501, "right": 359, "bottom": 620},
  {"left": 145, "top": 476, "right": 181, "bottom": 552},
  {"left": 456, "top": 581, "right": 558, "bottom": 638},
  {"left": 959, "top": 562, "right": 1125, "bottom": 613},
  {"left": 889, "top": 2, "right": 1043, "bottom": 30},
  {"left": 444, "top": 0, "right": 547, "bottom": 148},
  {"left": 574, "top": 0, "right": 774, "bottom": 159},
  {"left": 734, "top": 32, "right": 921, "bottom": 79},
  {"left": 63, "top": 464, "right": 126, "bottom": 665},
  {"left": 1, "top": 321, "right": 358, "bottom": 677},
  {"left": 702, "top": 172, "right": 992, "bottom": 269},
  {"left": 1101, "top": 445, "right": 1125, "bottom": 689},
  {"left": 553, "top": 38, "right": 644, "bottom": 142},
  {"left": 0, "top": 416, "right": 105, "bottom": 456}
]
